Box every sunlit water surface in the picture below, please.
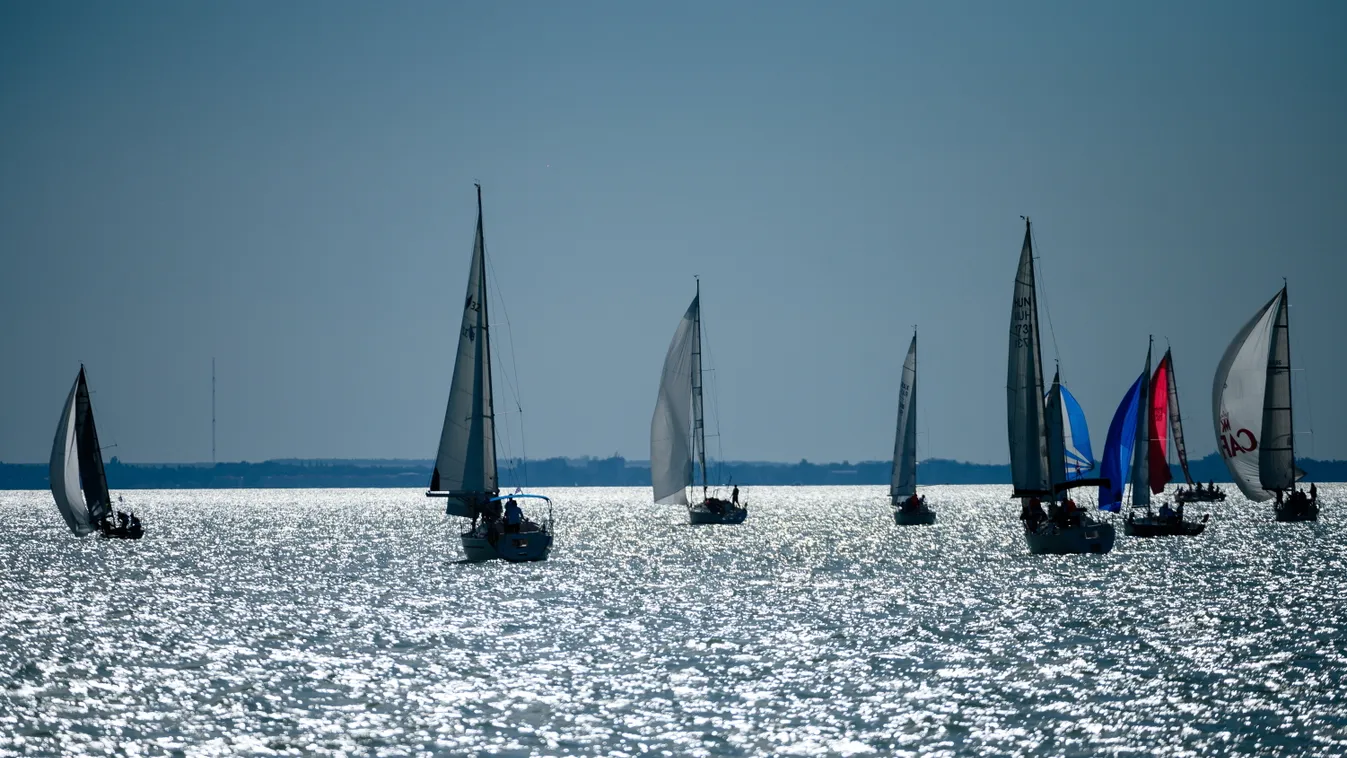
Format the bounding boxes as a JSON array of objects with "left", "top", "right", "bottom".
[{"left": 1, "top": 486, "right": 1345, "bottom": 757}]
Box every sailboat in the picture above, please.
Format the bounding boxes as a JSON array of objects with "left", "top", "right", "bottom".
[
  {"left": 1102, "top": 338, "right": 1208, "bottom": 537},
  {"left": 1213, "top": 284, "right": 1317, "bottom": 522},
  {"left": 426, "top": 185, "right": 553, "bottom": 562},
  {"left": 1156, "top": 348, "right": 1224, "bottom": 505},
  {"left": 50, "top": 366, "right": 143, "bottom": 539},
  {"left": 1006, "top": 218, "right": 1114, "bottom": 554},
  {"left": 891, "top": 330, "right": 934, "bottom": 525},
  {"left": 651, "top": 280, "right": 747, "bottom": 524}
]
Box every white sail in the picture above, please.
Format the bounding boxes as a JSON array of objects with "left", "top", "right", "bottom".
[
  {"left": 49, "top": 373, "right": 94, "bottom": 536},
  {"left": 1006, "top": 222, "right": 1050, "bottom": 496},
  {"left": 890, "top": 332, "right": 918, "bottom": 502},
  {"left": 430, "top": 191, "right": 497, "bottom": 518},
  {"left": 1129, "top": 343, "right": 1152, "bottom": 506},
  {"left": 1212, "top": 290, "right": 1283, "bottom": 501},
  {"left": 651, "top": 296, "right": 698, "bottom": 505},
  {"left": 1259, "top": 289, "right": 1297, "bottom": 491}
]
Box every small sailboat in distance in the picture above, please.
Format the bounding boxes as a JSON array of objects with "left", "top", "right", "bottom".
[
  {"left": 1213, "top": 283, "right": 1317, "bottom": 521},
  {"left": 1006, "top": 217, "right": 1114, "bottom": 554},
  {"left": 426, "top": 185, "right": 553, "bottom": 561},
  {"left": 50, "top": 366, "right": 143, "bottom": 539},
  {"left": 651, "top": 280, "right": 747, "bottom": 524},
  {"left": 891, "top": 330, "right": 934, "bottom": 525}
]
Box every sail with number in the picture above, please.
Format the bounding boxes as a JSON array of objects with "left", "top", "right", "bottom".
[
  {"left": 1006, "top": 222, "right": 1050, "bottom": 497},
  {"left": 49, "top": 367, "right": 112, "bottom": 536},
  {"left": 651, "top": 295, "right": 699, "bottom": 504},
  {"left": 429, "top": 186, "right": 498, "bottom": 518},
  {"left": 1212, "top": 287, "right": 1302, "bottom": 501},
  {"left": 890, "top": 332, "right": 918, "bottom": 503}
]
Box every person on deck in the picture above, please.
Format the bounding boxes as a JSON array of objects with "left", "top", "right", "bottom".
[
  {"left": 1021, "top": 498, "right": 1046, "bottom": 530},
  {"left": 504, "top": 499, "right": 522, "bottom": 534},
  {"left": 732, "top": 486, "right": 740, "bottom": 506},
  {"left": 1159, "top": 502, "right": 1175, "bottom": 521},
  {"left": 1310, "top": 483, "right": 1318, "bottom": 502}
]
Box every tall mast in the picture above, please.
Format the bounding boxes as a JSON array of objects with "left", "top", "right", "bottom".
[
  {"left": 1281, "top": 282, "right": 1295, "bottom": 469},
  {"left": 1026, "top": 217, "right": 1055, "bottom": 497},
  {"left": 477, "top": 183, "right": 498, "bottom": 489},
  {"left": 691, "top": 278, "right": 707, "bottom": 496}
]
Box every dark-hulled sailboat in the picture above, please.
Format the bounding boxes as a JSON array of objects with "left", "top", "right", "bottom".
[
  {"left": 891, "top": 330, "right": 934, "bottom": 525},
  {"left": 50, "top": 366, "right": 143, "bottom": 539},
  {"left": 651, "top": 280, "right": 747, "bottom": 524},
  {"left": 425, "top": 185, "right": 553, "bottom": 561},
  {"left": 1006, "top": 218, "right": 1114, "bottom": 554}
]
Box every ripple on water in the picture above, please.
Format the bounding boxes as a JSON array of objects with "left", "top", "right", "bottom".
[{"left": 1, "top": 486, "right": 1345, "bottom": 756}]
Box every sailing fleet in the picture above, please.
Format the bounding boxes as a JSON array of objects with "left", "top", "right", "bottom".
[{"left": 42, "top": 193, "right": 1323, "bottom": 560}]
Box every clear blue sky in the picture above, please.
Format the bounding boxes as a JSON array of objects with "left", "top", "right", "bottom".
[{"left": 1, "top": 1, "right": 1344, "bottom": 465}]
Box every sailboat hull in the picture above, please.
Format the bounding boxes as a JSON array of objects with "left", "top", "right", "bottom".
[
  {"left": 689, "top": 499, "right": 747, "bottom": 525},
  {"left": 461, "top": 527, "right": 552, "bottom": 563},
  {"left": 1024, "top": 519, "right": 1115, "bottom": 554},
  {"left": 1123, "top": 514, "right": 1208, "bottom": 537},
  {"left": 99, "top": 524, "right": 145, "bottom": 540},
  {"left": 1274, "top": 499, "right": 1319, "bottom": 522},
  {"left": 893, "top": 508, "right": 936, "bottom": 526}
]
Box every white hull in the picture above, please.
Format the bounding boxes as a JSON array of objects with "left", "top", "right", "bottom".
[
  {"left": 893, "top": 508, "right": 936, "bottom": 526},
  {"left": 1024, "top": 519, "right": 1115, "bottom": 555},
  {"left": 688, "top": 504, "right": 747, "bottom": 524},
  {"left": 461, "top": 526, "right": 552, "bottom": 563}
]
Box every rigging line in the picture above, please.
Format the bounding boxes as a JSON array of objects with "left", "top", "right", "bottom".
[
  {"left": 483, "top": 250, "right": 529, "bottom": 486},
  {"left": 1028, "top": 222, "right": 1062, "bottom": 368}
]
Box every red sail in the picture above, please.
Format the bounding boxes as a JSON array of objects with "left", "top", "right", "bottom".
[{"left": 1149, "top": 354, "right": 1173, "bottom": 493}]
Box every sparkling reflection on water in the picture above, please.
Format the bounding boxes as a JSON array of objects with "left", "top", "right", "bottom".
[{"left": 1, "top": 485, "right": 1345, "bottom": 756}]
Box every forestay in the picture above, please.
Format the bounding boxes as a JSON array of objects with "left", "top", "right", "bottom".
[
  {"left": 1006, "top": 223, "right": 1050, "bottom": 496},
  {"left": 651, "top": 296, "right": 698, "bottom": 505},
  {"left": 1212, "top": 290, "right": 1283, "bottom": 501},
  {"left": 430, "top": 190, "right": 498, "bottom": 517},
  {"left": 890, "top": 332, "right": 918, "bottom": 503}
]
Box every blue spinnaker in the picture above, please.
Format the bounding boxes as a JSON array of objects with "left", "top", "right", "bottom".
[
  {"left": 1059, "top": 385, "right": 1095, "bottom": 480},
  {"left": 1099, "top": 373, "right": 1145, "bottom": 511}
]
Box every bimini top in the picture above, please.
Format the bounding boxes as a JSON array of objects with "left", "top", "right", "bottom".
[{"left": 488, "top": 494, "right": 552, "bottom": 504}]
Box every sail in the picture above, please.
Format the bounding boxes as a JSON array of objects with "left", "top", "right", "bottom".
[
  {"left": 1099, "top": 373, "right": 1144, "bottom": 512},
  {"left": 1055, "top": 384, "right": 1094, "bottom": 480},
  {"left": 430, "top": 191, "right": 497, "bottom": 517},
  {"left": 1259, "top": 288, "right": 1296, "bottom": 491},
  {"left": 1129, "top": 344, "right": 1153, "bottom": 506},
  {"left": 1006, "top": 222, "right": 1050, "bottom": 496},
  {"left": 1212, "top": 290, "right": 1283, "bottom": 501},
  {"left": 890, "top": 332, "right": 918, "bottom": 502},
  {"left": 1045, "top": 373, "right": 1067, "bottom": 496},
  {"left": 651, "top": 296, "right": 698, "bottom": 504},
  {"left": 49, "top": 372, "right": 95, "bottom": 536},
  {"left": 1160, "top": 350, "right": 1194, "bottom": 485},
  {"left": 1148, "top": 350, "right": 1173, "bottom": 493},
  {"left": 73, "top": 368, "right": 112, "bottom": 523}
]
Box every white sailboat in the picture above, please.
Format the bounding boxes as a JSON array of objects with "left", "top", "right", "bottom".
[
  {"left": 651, "top": 280, "right": 747, "bottom": 524},
  {"left": 1006, "top": 218, "right": 1114, "bottom": 554},
  {"left": 1212, "top": 283, "right": 1317, "bottom": 521},
  {"left": 50, "top": 366, "right": 143, "bottom": 539},
  {"left": 426, "top": 185, "right": 553, "bottom": 561},
  {"left": 891, "top": 330, "right": 934, "bottom": 525}
]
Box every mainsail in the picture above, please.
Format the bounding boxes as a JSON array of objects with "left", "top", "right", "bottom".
[
  {"left": 890, "top": 331, "right": 918, "bottom": 503},
  {"left": 430, "top": 186, "right": 498, "bottom": 518},
  {"left": 1150, "top": 349, "right": 1193, "bottom": 487},
  {"left": 1129, "top": 342, "right": 1153, "bottom": 507},
  {"left": 1212, "top": 289, "right": 1285, "bottom": 501},
  {"left": 1259, "top": 289, "right": 1297, "bottom": 491},
  {"left": 651, "top": 294, "right": 699, "bottom": 504},
  {"left": 1006, "top": 221, "right": 1050, "bottom": 497}
]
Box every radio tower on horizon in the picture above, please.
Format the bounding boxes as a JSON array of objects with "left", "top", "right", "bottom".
[{"left": 211, "top": 358, "right": 216, "bottom": 465}]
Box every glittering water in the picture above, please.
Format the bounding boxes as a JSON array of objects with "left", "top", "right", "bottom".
[{"left": 1, "top": 485, "right": 1345, "bottom": 756}]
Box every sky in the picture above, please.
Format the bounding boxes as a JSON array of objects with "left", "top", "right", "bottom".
[{"left": 1, "top": 1, "right": 1344, "bottom": 465}]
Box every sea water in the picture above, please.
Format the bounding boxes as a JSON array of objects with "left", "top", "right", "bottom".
[{"left": 0, "top": 485, "right": 1344, "bottom": 756}]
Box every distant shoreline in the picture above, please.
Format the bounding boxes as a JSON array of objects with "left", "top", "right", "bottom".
[{"left": 3, "top": 453, "right": 1342, "bottom": 490}]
